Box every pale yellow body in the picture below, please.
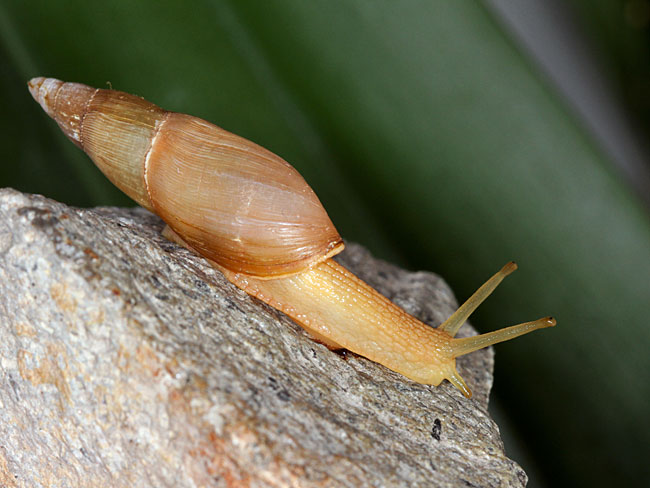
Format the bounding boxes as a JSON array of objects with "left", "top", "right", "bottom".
[{"left": 228, "top": 258, "right": 456, "bottom": 384}]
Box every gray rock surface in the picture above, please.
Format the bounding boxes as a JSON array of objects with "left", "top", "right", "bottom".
[{"left": 0, "top": 188, "right": 527, "bottom": 487}]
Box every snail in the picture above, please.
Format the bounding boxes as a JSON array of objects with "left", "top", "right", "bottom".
[{"left": 28, "top": 77, "right": 555, "bottom": 398}]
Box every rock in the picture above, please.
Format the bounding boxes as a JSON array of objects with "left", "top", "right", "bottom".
[{"left": 0, "top": 188, "right": 527, "bottom": 487}]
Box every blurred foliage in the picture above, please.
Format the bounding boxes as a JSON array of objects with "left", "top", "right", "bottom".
[
  {"left": 571, "top": 0, "right": 650, "bottom": 137},
  {"left": 1, "top": 1, "right": 649, "bottom": 486}
]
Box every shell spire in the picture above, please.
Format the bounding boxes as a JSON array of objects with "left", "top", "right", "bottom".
[{"left": 28, "top": 77, "right": 96, "bottom": 149}]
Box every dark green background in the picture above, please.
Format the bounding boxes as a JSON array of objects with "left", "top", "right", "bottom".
[{"left": 2, "top": 1, "right": 649, "bottom": 486}]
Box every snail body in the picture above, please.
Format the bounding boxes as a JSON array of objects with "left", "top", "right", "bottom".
[{"left": 28, "top": 77, "right": 555, "bottom": 398}]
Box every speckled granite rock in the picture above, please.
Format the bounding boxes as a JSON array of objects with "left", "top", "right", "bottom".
[{"left": 0, "top": 188, "right": 527, "bottom": 487}]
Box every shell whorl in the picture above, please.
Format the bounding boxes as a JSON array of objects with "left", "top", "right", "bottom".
[{"left": 28, "top": 77, "right": 343, "bottom": 277}]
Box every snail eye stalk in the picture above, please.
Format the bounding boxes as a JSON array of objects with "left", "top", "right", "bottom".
[
  {"left": 438, "top": 262, "right": 518, "bottom": 338},
  {"left": 449, "top": 317, "right": 556, "bottom": 359}
]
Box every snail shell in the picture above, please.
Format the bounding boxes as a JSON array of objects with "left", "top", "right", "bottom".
[{"left": 28, "top": 77, "right": 343, "bottom": 278}]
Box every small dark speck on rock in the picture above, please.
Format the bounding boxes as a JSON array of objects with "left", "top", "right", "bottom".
[
  {"left": 150, "top": 274, "right": 162, "bottom": 288},
  {"left": 180, "top": 287, "right": 197, "bottom": 299},
  {"left": 32, "top": 216, "right": 59, "bottom": 229},
  {"left": 224, "top": 298, "right": 242, "bottom": 312},
  {"left": 17, "top": 206, "right": 49, "bottom": 217},
  {"left": 432, "top": 418, "right": 442, "bottom": 441}
]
